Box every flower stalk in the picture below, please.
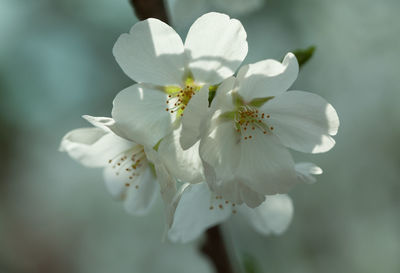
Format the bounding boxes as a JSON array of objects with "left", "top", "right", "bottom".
[
  {"left": 129, "top": 0, "right": 169, "bottom": 23},
  {"left": 201, "top": 225, "right": 235, "bottom": 273}
]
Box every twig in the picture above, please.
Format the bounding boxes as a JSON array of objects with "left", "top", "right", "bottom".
[
  {"left": 129, "top": 0, "right": 169, "bottom": 23},
  {"left": 201, "top": 225, "right": 235, "bottom": 273}
]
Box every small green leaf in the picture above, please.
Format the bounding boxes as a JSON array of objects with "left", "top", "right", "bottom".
[
  {"left": 248, "top": 96, "right": 274, "bottom": 107},
  {"left": 291, "top": 45, "right": 316, "bottom": 67},
  {"left": 242, "top": 254, "right": 261, "bottom": 273}
]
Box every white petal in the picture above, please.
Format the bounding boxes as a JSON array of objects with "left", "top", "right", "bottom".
[
  {"left": 200, "top": 117, "right": 241, "bottom": 187},
  {"left": 237, "top": 133, "right": 297, "bottom": 195},
  {"left": 146, "top": 148, "right": 178, "bottom": 227},
  {"left": 82, "top": 115, "right": 114, "bottom": 132},
  {"left": 239, "top": 194, "right": 293, "bottom": 235},
  {"left": 295, "top": 162, "right": 323, "bottom": 184},
  {"left": 197, "top": 78, "right": 238, "bottom": 188},
  {"left": 60, "top": 128, "right": 132, "bottom": 168},
  {"left": 112, "top": 84, "right": 174, "bottom": 148},
  {"left": 262, "top": 91, "right": 340, "bottom": 153},
  {"left": 168, "top": 183, "right": 231, "bottom": 243},
  {"left": 113, "top": 18, "right": 185, "bottom": 85},
  {"left": 209, "top": 76, "right": 236, "bottom": 113},
  {"left": 236, "top": 53, "right": 299, "bottom": 101},
  {"left": 185, "top": 12, "right": 248, "bottom": 85},
  {"left": 82, "top": 115, "right": 128, "bottom": 138},
  {"left": 123, "top": 166, "right": 158, "bottom": 215},
  {"left": 158, "top": 126, "right": 204, "bottom": 184},
  {"left": 180, "top": 85, "right": 210, "bottom": 150}
]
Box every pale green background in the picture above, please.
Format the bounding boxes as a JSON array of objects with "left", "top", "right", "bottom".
[{"left": 0, "top": 0, "right": 399, "bottom": 272}]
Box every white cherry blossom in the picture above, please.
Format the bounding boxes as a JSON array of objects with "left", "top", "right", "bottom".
[
  {"left": 111, "top": 12, "right": 248, "bottom": 148},
  {"left": 60, "top": 115, "right": 158, "bottom": 215},
  {"left": 167, "top": 162, "right": 321, "bottom": 243},
  {"left": 181, "top": 53, "right": 339, "bottom": 208}
]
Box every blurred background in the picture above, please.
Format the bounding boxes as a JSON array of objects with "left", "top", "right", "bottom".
[{"left": 0, "top": 0, "right": 399, "bottom": 272}]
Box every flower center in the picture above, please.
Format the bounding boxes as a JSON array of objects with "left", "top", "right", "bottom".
[
  {"left": 165, "top": 85, "right": 197, "bottom": 117},
  {"left": 108, "top": 145, "right": 148, "bottom": 187},
  {"left": 233, "top": 105, "right": 273, "bottom": 140},
  {"left": 165, "top": 77, "right": 201, "bottom": 117}
]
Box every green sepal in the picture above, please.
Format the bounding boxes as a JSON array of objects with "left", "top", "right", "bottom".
[
  {"left": 164, "top": 85, "right": 181, "bottom": 94},
  {"left": 291, "top": 45, "right": 316, "bottom": 67},
  {"left": 153, "top": 138, "right": 163, "bottom": 152},
  {"left": 208, "top": 84, "right": 219, "bottom": 106},
  {"left": 148, "top": 162, "right": 157, "bottom": 177},
  {"left": 232, "top": 92, "right": 244, "bottom": 107},
  {"left": 248, "top": 96, "right": 274, "bottom": 107},
  {"left": 219, "top": 111, "right": 236, "bottom": 120}
]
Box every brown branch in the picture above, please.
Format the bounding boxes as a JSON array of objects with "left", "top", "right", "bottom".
[
  {"left": 129, "top": 0, "right": 169, "bottom": 23},
  {"left": 201, "top": 225, "right": 235, "bottom": 273}
]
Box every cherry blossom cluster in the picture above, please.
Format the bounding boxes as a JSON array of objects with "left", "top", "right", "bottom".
[{"left": 60, "top": 13, "right": 339, "bottom": 243}]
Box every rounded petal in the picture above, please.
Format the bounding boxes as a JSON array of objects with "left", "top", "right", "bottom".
[
  {"left": 180, "top": 85, "right": 210, "bottom": 150},
  {"left": 237, "top": 133, "right": 297, "bottom": 195},
  {"left": 158, "top": 126, "right": 204, "bottom": 184},
  {"left": 113, "top": 18, "right": 185, "bottom": 85},
  {"left": 185, "top": 12, "right": 248, "bottom": 85},
  {"left": 295, "top": 162, "right": 323, "bottom": 184},
  {"left": 60, "top": 128, "right": 132, "bottom": 168},
  {"left": 236, "top": 53, "right": 299, "bottom": 101},
  {"left": 239, "top": 194, "right": 293, "bottom": 235},
  {"left": 262, "top": 90, "right": 340, "bottom": 153},
  {"left": 168, "top": 183, "right": 232, "bottom": 243},
  {"left": 112, "top": 84, "right": 174, "bottom": 148}
]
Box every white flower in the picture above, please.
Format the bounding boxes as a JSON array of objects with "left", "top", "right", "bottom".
[
  {"left": 111, "top": 12, "right": 248, "bottom": 148},
  {"left": 167, "top": 162, "right": 321, "bottom": 243},
  {"left": 182, "top": 53, "right": 339, "bottom": 208},
  {"left": 59, "top": 115, "right": 158, "bottom": 215}
]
